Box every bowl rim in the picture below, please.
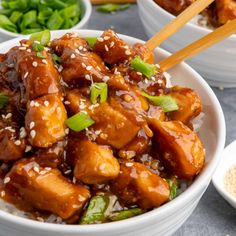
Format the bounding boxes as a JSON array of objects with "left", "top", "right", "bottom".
[
  {"left": 0, "top": 29, "right": 226, "bottom": 233},
  {"left": 0, "top": 0, "right": 92, "bottom": 38},
  {"left": 138, "top": 0, "right": 236, "bottom": 41}
]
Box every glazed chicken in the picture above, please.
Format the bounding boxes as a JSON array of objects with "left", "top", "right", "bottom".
[
  {"left": 154, "top": 0, "right": 236, "bottom": 26},
  {"left": 0, "top": 29, "right": 205, "bottom": 224}
]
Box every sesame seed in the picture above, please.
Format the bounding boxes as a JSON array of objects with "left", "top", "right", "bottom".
[
  {"left": 30, "top": 130, "right": 36, "bottom": 139},
  {"left": 64, "top": 101, "right": 70, "bottom": 105},
  {"left": 126, "top": 162, "right": 134, "bottom": 167},
  {"left": 33, "top": 166, "right": 39, "bottom": 173},
  {"left": 3, "top": 177, "right": 10, "bottom": 184},
  {"left": 20, "top": 127, "right": 27, "bottom": 138},
  {"left": 104, "top": 36, "right": 110, "bottom": 40},
  {"left": 65, "top": 128, "right": 69, "bottom": 135},
  {"left": 155, "top": 64, "right": 160, "bottom": 68},
  {"left": 81, "top": 63, "right": 86, "bottom": 68},
  {"left": 78, "top": 46, "right": 83, "bottom": 50},
  {"left": 25, "top": 145, "right": 32, "bottom": 153},
  {"left": 110, "top": 41, "right": 115, "bottom": 47},
  {"left": 99, "top": 163, "right": 106, "bottom": 171},
  {"left": 70, "top": 53, "right": 76, "bottom": 59},
  {"left": 45, "top": 167, "right": 51, "bottom": 171},
  {"left": 64, "top": 169, "right": 72, "bottom": 174},
  {"left": 85, "top": 74, "right": 91, "bottom": 80},
  {"left": 103, "top": 76, "right": 110, "bottom": 82},
  {"left": 44, "top": 101, "right": 49, "bottom": 107},
  {"left": 19, "top": 47, "right": 26, "bottom": 50},
  {"left": 26, "top": 49, "right": 31, "bottom": 53},
  {"left": 32, "top": 61, "right": 38, "bottom": 67},
  {"left": 97, "top": 37, "right": 104, "bottom": 42},
  {"left": 5, "top": 126, "right": 15, "bottom": 133},
  {"left": 58, "top": 66, "right": 63, "bottom": 72},
  {"left": 137, "top": 72, "right": 142, "bottom": 76},
  {"left": 24, "top": 72, "right": 29, "bottom": 79},
  {"left": 86, "top": 66, "right": 92, "bottom": 71},
  {"left": 42, "top": 59, "right": 47, "bottom": 64},
  {"left": 30, "top": 101, "right": 35, "bottom": 107},
  {"left": 34, "top": 102, "right": 40, "bottom": 107},
  {"left": 105, "top": 45, "right": 109, "bottom": 52},
  {"left": 1, "top": 191, "right": 5, "bottom": 197},
  {"left": 37, "top": 217, "right": 44, "bottom": 222},
  {"left": 125, "top": 50, "right": 132, "bottom": 55},
  {"left": 29, "top": 121, "right": 35, "bottom": 129},
  {"left": 83, "top": 48, "right": 87, "bottom": 52},
  {"left": 14, "top": 140, "right": 21, "bottom": 146}
]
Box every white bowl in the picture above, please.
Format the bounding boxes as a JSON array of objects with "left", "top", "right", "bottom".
[
  {"left": 0, "top": 30, "right": 226, "bottom": 236},
  {"left": 137, "top": 0, "right": 236, "bottom": 88},
  {"left": 0, "top": 0, "right": 92, "bottom": 43},
  {"left": 212, "top": 140, "right": 236, "bottom": 209}
]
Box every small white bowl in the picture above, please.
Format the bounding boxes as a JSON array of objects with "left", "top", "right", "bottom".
[
  {"left": 212, "top": 140, "right": 236, "bottom": 209},
  {"left": 0, "top": 0, "right": 92, "bottom": 43},
  {"left": 0, "top": 30, "right": 226, "bottom": 236},
  {"left": 137, "top": 0, "right": 236, "bottom": 88}
]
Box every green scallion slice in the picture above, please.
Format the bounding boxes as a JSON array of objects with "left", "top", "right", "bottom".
[
  {"left": 131, "top": 56, "right": 156, "bottom": 78},
  {"left": 66, "top": 112, "right": 94, "bottom": 132},
  {"left": 85, "top": 37, "right": 97, "bottom": 48},
  {"left": 141, "top": 91, "right": 178, "bottom": 112},
  {"left": 30, "top": 30, "right": 51, "bottom": 46},
  {"left": 97, "top": 3, "right": 130, "bottom": 13},
  {"left": 108, "top": 208, "right": 142, "bottom": 221},
  {"left": 0, "top": 93, "right": 9, "bottom": 109},
  {"left": 52, "top": 53, "right": 61, "bottom": 64},
  {"left": 167, "top": 179, "right": 178, "bottom": 200},
  {"left": 90, "top": 83, "right": 108, "bottom": 104}
]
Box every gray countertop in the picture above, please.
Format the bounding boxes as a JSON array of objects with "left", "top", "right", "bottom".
[{"left": 88, "top": 5, "right": 236, "bottom": 236}]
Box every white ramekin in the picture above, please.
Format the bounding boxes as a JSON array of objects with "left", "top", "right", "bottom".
[
  {"left": 0, "top": 0, "right": 92, "bottom": 43},
  {"left": 0, "top": 30, "right": 226, "bottom": 236},
  {"left": 137, "top": 0, "right": 236, "bottom": 88}
]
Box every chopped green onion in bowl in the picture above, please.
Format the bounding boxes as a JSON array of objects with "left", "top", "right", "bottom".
[
  {"left": 131, "top": 56, "right": 156, "bottom": 79},
  {"left": 96, "top": 3, "right": 130, "bottom": 13},
  {"left": 0, "top": 0, "right": 83, "bottom": 34},
  {"left": 66, "top": 111, "right": 94, "bottom": 132},
  {"left": 141, "top": 91, "right": 179, "bottom": 113}
]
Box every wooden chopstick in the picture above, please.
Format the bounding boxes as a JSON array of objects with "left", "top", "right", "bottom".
[
  {"left": 145, "top": 0, "right": 215, "bottom": 51},
  {"left": 158, "top": 19, "right": 236, "bottom": 71},
  {"left": 91, "top": 0, "right": 136, "bottom": 5}
]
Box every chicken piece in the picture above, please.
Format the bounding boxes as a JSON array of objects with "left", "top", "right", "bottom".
[
  {"left": 154, "top": 0, "right": 197, "bottom": 15},
  {"left": 5, "top": 158, "right": 90, "bottom": 220},
  {"left": 51, "top": 33, "right": 89, "bottom": 56},
  {"left": 216, "top": 0, "right": 236, "bottom": 25},
  {"left": 94, "top": 29, "right": 133, "bottom": 65},
  {"left": 65, "top": 90, "right": 140, "bottom": 149},
  {"left": 167, "top": 86, "right": 202, "bottom": 124},
  {"left": 150, "top": 120, "right": 205, "bottom": 179},
  {"left": 68, "top": 139, "right": 120, "bottom": 184},
  {"left": 25, "top": 94, "right": 67, "bottom": 148},
  {"left": 61, "top": 50, "right": 108, "bottom": 85},
  {"left": 111, "top": 162, "right": 170, "bottom": 209},
  {"left": 0, "top": 129, "right": 26, "bottom": 162},
  {"left": 14, "top": 40, "right": 61, "bottom": 100},
  {"left": 132, "top": 43, "right": 155, "bottom": 64}
]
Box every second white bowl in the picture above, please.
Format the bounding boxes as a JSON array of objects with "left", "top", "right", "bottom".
[{"left": 137, "top": 0, "right": 236, "bottom": 88}]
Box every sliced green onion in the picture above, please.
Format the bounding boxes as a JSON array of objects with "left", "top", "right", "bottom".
[
  {"left": 167, "top": 179, "right": 178, "bottom": 200},
  {"left": 97, "top": 3, "right": 130, "bottom": 13},
  {"left": 141, "top": 91, "right": 178, "bottom": 113},
  {"left": 30, "top": 30, "right": 51, "bottom": 46},
  {"left": 0, "top": 93, "right": 9, "bottom": 109},
  {"left": 52, "top": 53, "right": 61, "bottom": 64},
  {"left": 85, "top": 37, "right": 97, "bottom": 48},
  {"left": 36, "top": 52, "right": 47, "bottom": 59},
  {"left": 66, "top": 112, "right": 94, "bottom": 132},
  {"left": 20, "top": 10, "right": 37, "bottom": 31},
  {"left": 47, "top": 10, "right": 64, "bottom": 30},
  {"left": 109, "top": 208, "right": 142, "bottom": 222},
  {"left": 131, "top": 56, "right": 156, "bottom": 78},
  {"left": 9, "top": 11, "right": 23, "bottom": 24},
  {"left": 0, "top": 15, "right": 17, "bottom": 33},
  {"left": 80, "top": 195, "right": 109, "bottom": 224},
  {"left": 90, "top": 83, "right": 108, "bottom": 104},
  {"left": 32, "top": 42, "right": 44, "bottom": 52}
]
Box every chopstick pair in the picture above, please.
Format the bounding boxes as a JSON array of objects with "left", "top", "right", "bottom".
[{"left": 145, "top": 0, "right": 236, "bottom": 71}]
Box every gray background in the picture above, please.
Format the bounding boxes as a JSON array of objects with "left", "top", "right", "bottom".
[{"left": 88, "top": 5, "right": 236, "bottom": 235}]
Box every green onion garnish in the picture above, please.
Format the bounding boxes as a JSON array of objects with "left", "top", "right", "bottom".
[
  {"left": 30, "top": 30, "right": 51, "bottom": 46},
  {"left": 90, "top": 83, "right": 108, "bottom": 104},
  {"left": 0, "top": 93, "right": 9, "bottom": 109},
  {"left": 97, "top": 3, "right": 130, "bottom": 13},
  {"left": 36, "top": 52, "right": 47, "bottom": 59},
  {"left": 52, "top": 53, "right": 61, "bottom": 64},
  {"left": 131, "top": 56, "right": 156, "bottom": 78},
  {"left": 66, "top": 112, "right": 94, "bottom": 132},
  {"left": 141, "top": 91, "right": 179, "bottom": 113},
  {"left": 167, "top": 179, "right": 178, "bottom": 200},
  {"left": 85, "top": 37, "right": 97, "bottom": 48},
  {"left": 108, "top": 208, "right": 142, "bottom": 221},
  {"left": 80, "top": 195, "right": 110, "bottom": 224},
  {"left": 32, "top": 42, "right": 44, "bottom": 52}
]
